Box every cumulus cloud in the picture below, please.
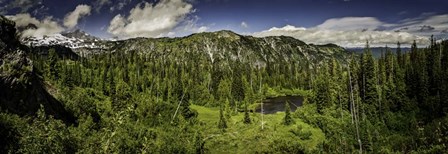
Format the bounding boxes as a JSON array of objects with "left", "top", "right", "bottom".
[
  {"left": 63, "top": 4, "right": 92, "bottom": 29},
  {"left": 267, "top": 25, "right": 306, "bottom": 31},
  {"left": 181, "top": 15, "right": 208, "bottom": 33},
  {"left": 107, "top": 0, "right": 194, "bottom": 38},
  {"left": 253, "top": 15, "right": 448, "bottom": 47},
  {"left": 316, "top": 17, "right": 383, "bottom": 31},
  {"left": 255, "top": 25, "right": 428, "bottom": 47},
  {"left": 241, "top": 21, "right": 248, "bottom": 28},
  {"left": 390, "top": 14, "right": 448, "bottom": 37},
  {"left": 197, "top": 26, "right": 208, "bottom": 32},
  {"left": 6, "top": 13, "right": 64, "bottom": 37},
  {"left": 163, "top": 15, "right": 209, "bottom": 37}
]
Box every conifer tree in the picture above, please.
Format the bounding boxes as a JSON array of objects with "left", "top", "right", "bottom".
[
  {"left": 441, "top": 41, "right": 448, "bottom": 115},
  {"left": 218, "top": 105, "right": 227, "bottom": 130},
  {"left": 194, "top": 131, "right": 205, "bottom": 154},
  {"left": 393, "top": 52, "right": 407, "bottom": 111},
  {"left": 217, "top": 79, "right": 232, "bottom": 105},
  {"left": 314, "top": 64, "right": 331, "bottom": 114},
  {"left": 224, "top": 99, "right": 232, "bottom": 119},
  {"left": 362, "top": 42, "right": 379, "bottom": 118},
  {"left": 283, "top": 101, "right": 294, "bottom": 125},
  {"left": 47, "top": 48, "right": 59, "bottom": 80},
  {"left": 243, "top": 102, "right": 251, "bottom": 124},
  {"left": 396, "top": 42, "right": 403, "bottom": 67}
]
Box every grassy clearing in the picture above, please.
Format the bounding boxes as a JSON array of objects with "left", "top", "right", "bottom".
[{"left": 190, "top": 104, "right": 325, "bottom": 153}]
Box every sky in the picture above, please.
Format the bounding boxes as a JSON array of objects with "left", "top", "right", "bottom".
[{"left": 1, "top": 0, "right": 448, "bottom": 47}]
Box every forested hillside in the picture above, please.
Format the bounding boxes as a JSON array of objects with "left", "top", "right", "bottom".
[{"left": 1, "top": 15, "right": 448, "bottom": 153}]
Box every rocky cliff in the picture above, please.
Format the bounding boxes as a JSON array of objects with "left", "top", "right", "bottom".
[{"left": 0, "top": 16, "right": 75, "bottom": 124}]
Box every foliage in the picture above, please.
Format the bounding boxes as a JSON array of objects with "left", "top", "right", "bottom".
[
  {"left": 243, "top": 102, "right": 251, "bottom": 124},
  {"left": 283, "top": 101, "right": 294, "bottom": 125},
  {"left": 218, "top": 105, "right": 227, "bottom": 130},
  {"left": 2, "top": 18, "right": 448, "bottom": 153}
]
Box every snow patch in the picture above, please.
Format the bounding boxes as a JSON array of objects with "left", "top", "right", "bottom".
[{"left": 22, "top": 33, "right": 102, "bottom": 49}]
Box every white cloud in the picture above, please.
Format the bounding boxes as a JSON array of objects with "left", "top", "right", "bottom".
[
  {"left": 6, "top": 13, "right": 64, "bottom": 37},
  {"left": 267, "top": 25, "right": 306, "bottom": 31},
  {"left": 390, "top": 14, "right": 448, "bottom": 38},
  {"left": 316, "top": 17, "right": 383, "bottom": 31},
  {"left": 254, "top": 23, "right": 429, "bottom": 48},
  {"left": 63, "top": 4, "right": 92, "bottom": 29},
  {"left": 197, "top": 26, "right": 209, "bottom": 32},
  {"left": 178, "top": 15, "right": 209, "bottom": 34},
  {"left": 253, "top": 15, "right": 448, "bottom": 47},
  {"left": 107, "top": 0, "right": 194, "bottom": 38},
  {"left": 161, "top": 15, "right": 209, "bottom": 37},
  {"left": 241, "top": 21, "right": 248, "bottom": 28}
]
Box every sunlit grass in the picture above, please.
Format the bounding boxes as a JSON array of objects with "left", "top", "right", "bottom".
[{"left": 191, "top": 104, "right": 325, "bottom": 153}]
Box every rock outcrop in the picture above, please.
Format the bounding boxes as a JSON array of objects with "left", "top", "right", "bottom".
[{"left": 0, "top": 15, "right": 75, "bottom": 124}]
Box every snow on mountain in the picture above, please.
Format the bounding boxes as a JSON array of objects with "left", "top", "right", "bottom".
[{"left": 21, "top": 30, "right": 105, "bottom": 49}]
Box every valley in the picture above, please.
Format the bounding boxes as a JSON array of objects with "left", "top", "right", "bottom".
[{"left": 1, "top": 3, "right": 448, "bottom": 152}]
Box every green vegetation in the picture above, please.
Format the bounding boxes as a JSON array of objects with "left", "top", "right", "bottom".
[
  {"left": 283, "top": 101, "right": 294, "bottom": 125},
  {"left": 190, "top": 105, "right": 325, "bottom": 153},
  {"left": 1, "top": 15, "right": 448, "bottom": 153}
]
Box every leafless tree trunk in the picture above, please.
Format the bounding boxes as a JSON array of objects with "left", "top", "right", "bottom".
[{"left": 348, "top": 62, "right": 362, "bottom": 153}]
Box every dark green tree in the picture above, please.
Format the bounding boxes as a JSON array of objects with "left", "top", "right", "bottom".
[
  {"left": 47, "top": 48, "right": 59, "bottom": 80},
  {"left": 194, "top": 131, "right": 205, "bottom": 154},
  {"left": 313, "top": 64, "right": 332, "bottom": 114},
  {"left": 361, "top": 42, "right": 379, "bottom": 119},
  {"left": 396, "top": 42, "right": 403, "bottom": 67},
  {"left": 283, "top": 101, "right": 294, "bottom": 125},
  {"left": 243, "top": 102, "right": 251, "bottom": 124},
  {"left": 218, "top": 105, "right": 227, "bottom": 130}
]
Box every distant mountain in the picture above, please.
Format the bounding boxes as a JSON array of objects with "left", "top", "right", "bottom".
[
  {"left": 21, "top": 29, "right": 104, "bottom": 49},
  {"left": 22, "top": 29, "right": 354, "bottom": 65},
  {"left": 107, "top": 30, "right": 353, "bottom": 67},
  {"left": 346, "top": 47, "right": 412, "bottom": 58},
  {"left": 61, "top": 29, "right": 100, "bottom": 41}
]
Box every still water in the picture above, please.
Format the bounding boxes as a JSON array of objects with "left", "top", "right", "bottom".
[{"left": 255, "top": 96, "right": 303, "bottom": 114}]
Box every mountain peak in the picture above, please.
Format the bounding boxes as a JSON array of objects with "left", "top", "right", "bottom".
[
  {"left": 214, "top": 30, "right": 239, "bottom": 35},
  {"left": 61, "top": 29, "right": 99, "bottom": 41},
  {"left": 189, "top": 30, "right": 241, "bottom": 41},
  {"left": 21, "top": 29, "right": 104, "bottom": 49}
]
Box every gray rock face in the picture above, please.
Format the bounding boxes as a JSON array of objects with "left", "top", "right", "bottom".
[
  {"left": 0, "top": 16, "right": 20, "bottom": 53},
  {"left": 0, "top": 15, "right": 75, "bottom": 124}
]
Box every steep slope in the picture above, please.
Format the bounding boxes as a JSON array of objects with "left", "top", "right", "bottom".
[
  {"left": 21, "top": 30, "right": 111, "bottom": 57},
  {"left": 0, "top": 16, "right": 75, "bottom": 124},
  {"left": 21, "top": 29, "right": 352, "bottom": 66},
  {"left": 109, "top": 30, "right": 351, "bottom": 67},
  {"left": 30, "top": 45, "right": 80, "bottom": 60},
  {"left": 61, "top": 29, "right": 100, "bottom": 41},
  {"left": 22, "top": 33, "right": 102, "bottom": 49},
  {"left": 0, "top": 16, "right": 20, "bottom": 52}
]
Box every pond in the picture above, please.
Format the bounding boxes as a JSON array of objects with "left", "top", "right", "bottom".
[{"left": 255, "top": 96, "right": 303, "bottom": 114}]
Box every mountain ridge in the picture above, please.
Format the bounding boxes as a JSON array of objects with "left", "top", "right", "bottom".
[
  {"left": 104, "top": 29, "right": 352, "bottom": 68},
  {"left": 19, "top": 28, "right": 353, "bottom": 68}
]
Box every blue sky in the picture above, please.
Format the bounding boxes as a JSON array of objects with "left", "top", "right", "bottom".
[
  {"left": 1, "top": 0, "right": 448, "bottom": 47},
  {"left": 194, "top": 0, "right": 448, "bottom": 31}
]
